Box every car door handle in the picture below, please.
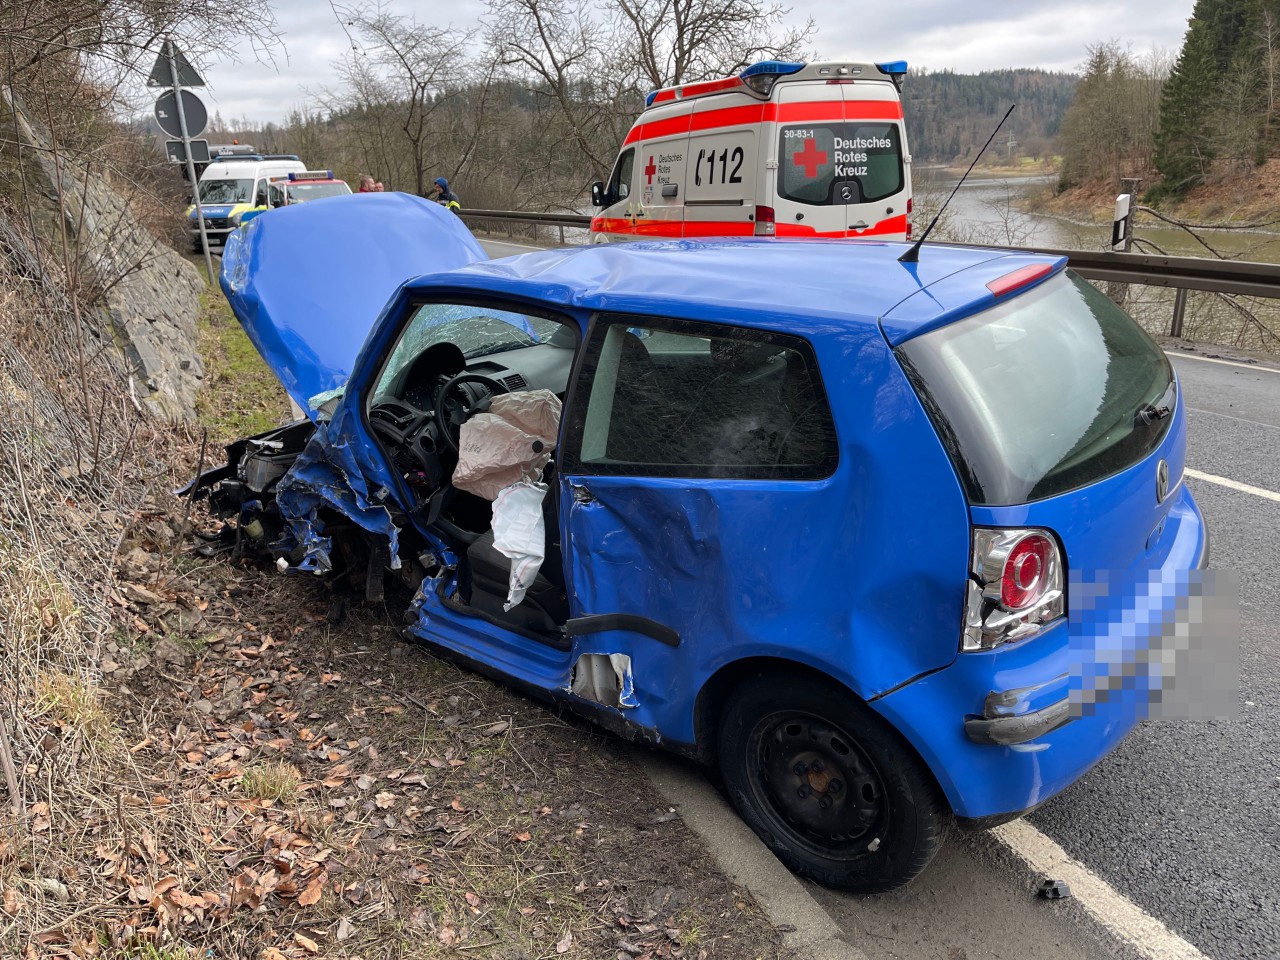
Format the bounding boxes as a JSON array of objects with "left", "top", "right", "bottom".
[
  {"left": 849, "top": 220, "right": 869, "bottom": 229},
  {"left": 571, "top": 484, "right": 595, "bottom": 504}
]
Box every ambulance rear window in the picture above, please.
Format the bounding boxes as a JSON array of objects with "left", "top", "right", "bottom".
[{"left": 778, "top": 124, "right": 903, "bottom": 205}]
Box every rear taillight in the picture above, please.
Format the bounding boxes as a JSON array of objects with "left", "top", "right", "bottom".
[
  {"left": 905, "top": 198, "right": 913, "bottom": 239},
  {"left": 963, "top": 528, "right": 1065, "bottom": 651},
  {"left": 754, "top": 205, "right": 775, "bottom": 236}
]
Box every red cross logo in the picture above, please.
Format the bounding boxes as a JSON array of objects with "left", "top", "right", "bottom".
[
  {"left": 644, "top": 156, "right": 657, "bottom": 185},
  {"left": 793, "top": 139, "right": 828, "bottom": 178}
]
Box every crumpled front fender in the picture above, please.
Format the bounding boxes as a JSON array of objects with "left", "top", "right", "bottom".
[{"left": 275, "top": 402, "right": 405, "bottom": 574}]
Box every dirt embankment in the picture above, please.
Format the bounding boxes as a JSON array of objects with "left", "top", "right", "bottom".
[{"left": 1033, "top": 160, "right": 1280, "bottom": 228}]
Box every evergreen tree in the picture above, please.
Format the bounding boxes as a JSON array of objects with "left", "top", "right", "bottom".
[{"left": 1155, "top": 0, "right": 1253, "bottom": 194}]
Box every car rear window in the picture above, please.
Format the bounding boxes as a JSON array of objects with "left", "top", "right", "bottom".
[
  {"left": 778, "top": 123, "right": 903, "bottom": 205},
  {"left": 896, "top": 272, "right": 1175, "bottom": 505}
]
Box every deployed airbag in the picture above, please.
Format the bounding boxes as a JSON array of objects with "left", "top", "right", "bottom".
[
  {"left": 452, "top": 390, "right": 561, "bottom": 500},
  {"left": 453, "top": 389, "right": 561, "bottom": 609}
]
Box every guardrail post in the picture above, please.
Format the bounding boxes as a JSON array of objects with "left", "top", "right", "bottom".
[
  {"left": 1170, "top": 288, "right": 1189, "bottom": 338},
  {"left": 559, "top": 225, "right": 565, "bottom": 245}
]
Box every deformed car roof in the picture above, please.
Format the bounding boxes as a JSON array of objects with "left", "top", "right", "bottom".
[{"left": 405, "top": 239, "right": 1068, "bottom": 345}]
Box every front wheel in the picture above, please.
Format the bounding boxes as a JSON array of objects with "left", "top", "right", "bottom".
[{"left": 717, "top": 674, "right": 950, "bottom": 893}]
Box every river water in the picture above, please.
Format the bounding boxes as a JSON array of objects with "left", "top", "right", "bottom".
[
  {"left": 925, "top": 171, "right": 1280, "bottom": 263},
  {"left": 912, "top": 171, "right": 1280, "bottom": 351}
]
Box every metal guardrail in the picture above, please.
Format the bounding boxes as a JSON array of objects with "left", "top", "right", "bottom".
[
  {"left": 459, "top": 210, "right": 1280, "bottom": 337},
  {"left": 459, "top": 209, "right": 591, "bottom": 245}
]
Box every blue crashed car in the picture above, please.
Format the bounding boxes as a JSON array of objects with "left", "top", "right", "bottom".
[{"left": 192, "top": 192, "right": 1208, "bottom": 892}]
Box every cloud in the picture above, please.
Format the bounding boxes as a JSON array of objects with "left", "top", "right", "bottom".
[
  {"left": 803, "top": 0, "right": 1193, "bottom": 73},
  {"left": 186, "top": 0, "right": 1195, "bottom": 122}
]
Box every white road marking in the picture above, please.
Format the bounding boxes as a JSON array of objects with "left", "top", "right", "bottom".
[
  {"left": 1187, "top": 407, "right": 1280, "bottom": 431},
  {"left": 1185, "top": 467, "right": 1280, "bottom": 503},
  {"left": 480, "top": 239, "right": 548, "bottom": 251},
  {"left": 1166, "top": 352, "right": 1280, "bottom": 374},
  {"left": 993, "top": 820, "right": 1212, "bottom": 960}
]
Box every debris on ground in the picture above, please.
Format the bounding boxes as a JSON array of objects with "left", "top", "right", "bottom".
[{"left": 1036, "top": 879, "right": 1072, "bottom": 901}]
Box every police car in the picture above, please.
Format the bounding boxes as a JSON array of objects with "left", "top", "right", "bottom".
[
  {"left": 266, "top": 171, "right": 353, "bottom": 208},
  {"left": 188, "top": 193, "right": 1209, "bottom": 892}
]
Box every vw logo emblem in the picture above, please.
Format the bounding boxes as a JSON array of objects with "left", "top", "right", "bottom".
[{"left": 1156, "top": 459, "right": 1170, "bottom": 503}]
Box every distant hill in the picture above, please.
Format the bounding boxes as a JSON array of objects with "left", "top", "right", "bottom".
[{"left": 901, "top": 68, "right": 1079, "bottom": 163}]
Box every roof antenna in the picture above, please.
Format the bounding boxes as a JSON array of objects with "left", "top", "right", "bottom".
[{"left": 899, "top": 104, "right": 1017, "bottom": 263}]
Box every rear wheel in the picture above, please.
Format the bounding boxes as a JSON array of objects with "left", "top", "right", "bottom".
[{"left": 717, "top": 674, "right": 949, "bottom": 892}]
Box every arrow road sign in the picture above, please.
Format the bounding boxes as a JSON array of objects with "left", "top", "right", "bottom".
[
  {"left": 147, "top": 40, "right": 204, "bottom": 87},
  {"left": 154, "top": 89, "right": 208, "bottom": 139},
  {"left": 165, "top": 139, "right": 211, "bottom": 164}
]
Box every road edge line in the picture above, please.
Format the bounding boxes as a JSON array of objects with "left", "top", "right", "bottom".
[
  {"left": 1167, "top": 352, "right": 1280, "bottom": 374},
  {"left": 640, "top": 753, "right": 869, "bottom": 960},
  {"left": 1185, "top": 467, "right": 1280, "bottom": 503},
  {"left": 992, "top": 821, "right": 1211, "bottom": 960}
]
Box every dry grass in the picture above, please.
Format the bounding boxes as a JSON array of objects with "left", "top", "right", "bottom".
[
  {"left": 240, "top": 762, "right": 302, "bottom": 804},
  {"left": 0, "top": 202, "right": 215, "bottom": 957}
]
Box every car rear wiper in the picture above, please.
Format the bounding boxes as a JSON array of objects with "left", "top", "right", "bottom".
[{"left": 1136, "top": 380, "right": 1177, "bottom": 425}]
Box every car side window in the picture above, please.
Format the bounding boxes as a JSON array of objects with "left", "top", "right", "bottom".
[
  {"left": 566, "top": 315, "right": 838, "bottom": 480},
  {"left": 254, "top": 180, "right": 268, "bottom": 206},
  {"left": 609, "top": 149, "right": 634, "bottom": 202}
]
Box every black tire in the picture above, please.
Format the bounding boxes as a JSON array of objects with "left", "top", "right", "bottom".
[{"left": 717, "top": 673, "right": 950, "bottom": 893}]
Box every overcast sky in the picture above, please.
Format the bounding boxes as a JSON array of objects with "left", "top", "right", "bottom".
[{"left": 179, "top": 0, "right": 1197, "bottom": 124}]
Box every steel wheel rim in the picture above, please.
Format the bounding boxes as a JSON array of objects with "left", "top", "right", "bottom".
[{"left": 748, "top": 709, "right": 888, "bottom": 856}]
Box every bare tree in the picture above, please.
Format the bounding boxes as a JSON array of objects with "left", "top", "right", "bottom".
[
  {"left": 485, "top": 0, "right": 621, "bottom": 182},
  {"left": 328, "top": 4, "right": 476, "bottom": 196},
  {"left": 484, "top": 0, "right": 813, "bottom": 187},
  {"left": 608, "top": 0, "right": 813, "bottom": 90}
]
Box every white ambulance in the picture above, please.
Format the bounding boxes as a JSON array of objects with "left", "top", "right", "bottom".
[{"left": 590, "top": 60, "right": 912, "bottom": 242}]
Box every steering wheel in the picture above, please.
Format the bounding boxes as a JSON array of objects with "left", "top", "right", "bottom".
[{"left": 434, "top": 372, "right": 509, "bottom": 452}]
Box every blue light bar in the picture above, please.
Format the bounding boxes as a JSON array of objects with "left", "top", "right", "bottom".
[
  {"left": 645, "top": 90, "right": 659, "bottom": 107},
  {"left": 876, "top": 60, "right": 909, "bottom": 76},
  {"left": 740, "top": 60, "right": 805, "bottom": 79}
]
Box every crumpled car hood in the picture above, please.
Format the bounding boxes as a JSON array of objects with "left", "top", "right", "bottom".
[{"left": 219, "top": 193, "right": 487, "bottom": 417}]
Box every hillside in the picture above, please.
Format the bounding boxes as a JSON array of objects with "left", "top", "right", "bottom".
[{"left": 903, "top": 68, "right": 1078, "bottom": 162}]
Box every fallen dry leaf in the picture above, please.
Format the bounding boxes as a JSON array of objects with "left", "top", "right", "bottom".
[
  {"left": 336, "top": 917, "right": 354, "bottom": 941},
  {"left": 374, "top": 791, "right": 396, "bottom": 810},
  {"left": 294, "top": 932, "right": 319, "bottom": 954},
  {"left": 298, "top": 877, "right": 324, "bottom": 907},
  {"left": 556, "top": 928, "right": 573, "bottom": 954},
  {"left": 513, "top": 831, "right": 532, "bottom": 842},
  {"left": 450, "top": 798, "right": 466, "bottom": 813}
]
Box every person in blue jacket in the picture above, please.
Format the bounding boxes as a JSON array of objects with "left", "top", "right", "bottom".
[{"left": 431, "top": 177, "right": 460, "bottom": 211}]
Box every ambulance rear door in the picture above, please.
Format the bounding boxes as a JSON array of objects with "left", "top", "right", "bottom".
[
  {"left": 839, "top": 82, "right": 909, "bottom": 239},
  {"left": 770, "top": 81, "right": 847, "bottom": 236},
  {"left": 682, "top": 94, "right": 759, "bottom": 237},
  {"left": 771, "top": 80, "right": 908, "bottom": 239}
]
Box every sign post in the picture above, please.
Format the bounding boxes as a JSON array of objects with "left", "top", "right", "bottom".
[{"left": 152, "top": 40, "right": 214, "bottom": 284}]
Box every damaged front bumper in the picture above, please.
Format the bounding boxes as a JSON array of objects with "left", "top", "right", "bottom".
[{"left": 180, "top": 419, "right": 316, "bottom": 557}]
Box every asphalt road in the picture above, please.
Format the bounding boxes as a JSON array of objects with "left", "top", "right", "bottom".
[
  {"left": 477, "top": 238, "right": 1280, "bottom": 959},
  {"left": 1028, "top": 351, "right": 1280, "bottom": 960}
]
